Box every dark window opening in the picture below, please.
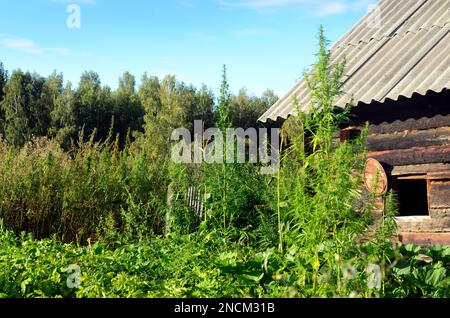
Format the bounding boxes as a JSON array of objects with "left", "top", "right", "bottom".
[
  {"left": 397, "top": 179, "right": 429, "bottom": 216},
  {"left": 340, "top": 127, "right": 361, "bottom": 142}
]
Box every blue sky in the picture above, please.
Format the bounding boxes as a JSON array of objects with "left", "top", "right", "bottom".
[{"left": 0, "top": 0, "right": 376, "bottom": 96}]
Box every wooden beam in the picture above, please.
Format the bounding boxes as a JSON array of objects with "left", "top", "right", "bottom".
[
  {"left": 391, "top": 163, "right": 450, "bottom": 176},
  {"left": 428, "top": 171, "right": 450, "bottom": 180},
  {"left": 368, "top": 145, "right": 450, "bottom": 166},
  {"left": 366, "top": 127, "right": 450, "bottom": 151},
  {"left": 397, "top": 175, "right": 427, "bottom": 180},
  {"left": 398, "top": 232, "right": 450, "bottom": 246}
]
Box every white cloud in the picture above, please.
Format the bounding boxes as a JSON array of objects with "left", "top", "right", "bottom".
[
  {"left": 314, "top": 2, "right": 348, "bottom": 16},
  {"left": 0, "top": 35, "right": 70, "bottom": 55},
  {"left": 219, "top": 0, "right": 378, "bottom": 16}
]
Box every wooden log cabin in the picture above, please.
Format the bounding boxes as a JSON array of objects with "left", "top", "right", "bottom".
[{"left": 258, "top": 0, "right": 450, "bottom": 245}]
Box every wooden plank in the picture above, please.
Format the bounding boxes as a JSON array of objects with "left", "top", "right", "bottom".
[
  {"left": 429, "top": 181, "right": 450, "bottom": 208},
  {"left": 368, "top": 145, "right": 450, "bottom": 166},
  {"left": 397, "top": 175, "right": 427, "bottom": 180},
  {"left": 428, "top": 171, "right": 450, "bottom": 180},
  {"left": 391, "top": 163, "right": 450, "bottom": 176},
  {"left": 398, "top": 232, "right": 450, "bottom": 246},
  {"left": 366, "top": 127, "right": 450, "bottom": 151}
]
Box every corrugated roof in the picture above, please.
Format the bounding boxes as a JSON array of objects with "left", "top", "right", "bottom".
[{"left": 259, "top": 0, "right": 450, "bottom": 123}]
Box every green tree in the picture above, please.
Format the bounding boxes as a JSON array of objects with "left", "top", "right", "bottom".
[
  {"left": 135, "top": 74, "right": 214, "bottom": 159},
  {"left": 134, "top": 75, "right": 177, "bottom": 162},
  {"left": 0, "top": 62, "right": 8, "bottom": 136},
  {"left": 193, "top": 84, "right": 215, "bottom": 130},
  {"left": 49, "top": 82, "right": 77, "bottom": 149},
  {"left": 261, "top": 89, "right": 278, "bottom": 113},
  {"left": 138, "top": 73, "right": 161, "bottom": 118},
  {"left": 37, "top": 72, "right": 63, "bottom": 137},
  {"left": 230, "top": 88, "right": 278, "bottom": 129},
  {"left": 158, "top": 75, "right": 190, "bottom": 131},
  {"left": 74, "top": 71, "right": 114, "bottom": 142},
  {"left": 0, "top": 70, "right": 47, "bottom": 146},
  {"left": 113, "top": 71, "right": 145, "bottom": 146},
  {"left": 0, "top": 62, "right": 7, "bottom": 101}
]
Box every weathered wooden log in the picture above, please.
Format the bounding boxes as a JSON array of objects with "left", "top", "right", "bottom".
[
  {"left": 366, "top": 127, "right": 450, "bottom": 151},
  {"left": 390, "top": 163, "right": 450, "bottom": 176},
  {"left": 368, "top": 145, "right": 450, "bottom": 166},
  {"left": 398, "top": 233, "right": 450, "bottom": 246}
]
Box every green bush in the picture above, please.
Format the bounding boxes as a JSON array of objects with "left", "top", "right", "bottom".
[{"left": 0, "top": 136, "right": 165, "bottom": 244}]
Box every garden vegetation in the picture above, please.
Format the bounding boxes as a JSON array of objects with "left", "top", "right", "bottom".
[{"left": 0, "top": 28, "right": 448, "bottom": 298}]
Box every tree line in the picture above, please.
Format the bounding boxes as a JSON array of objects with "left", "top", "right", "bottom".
[{"left": 0, "top": 62, "right": 278, "bottom": 149}]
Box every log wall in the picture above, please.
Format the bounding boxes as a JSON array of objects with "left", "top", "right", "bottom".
[{"left": 344, "top": 90, "right": 450, "bottom": 243}]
